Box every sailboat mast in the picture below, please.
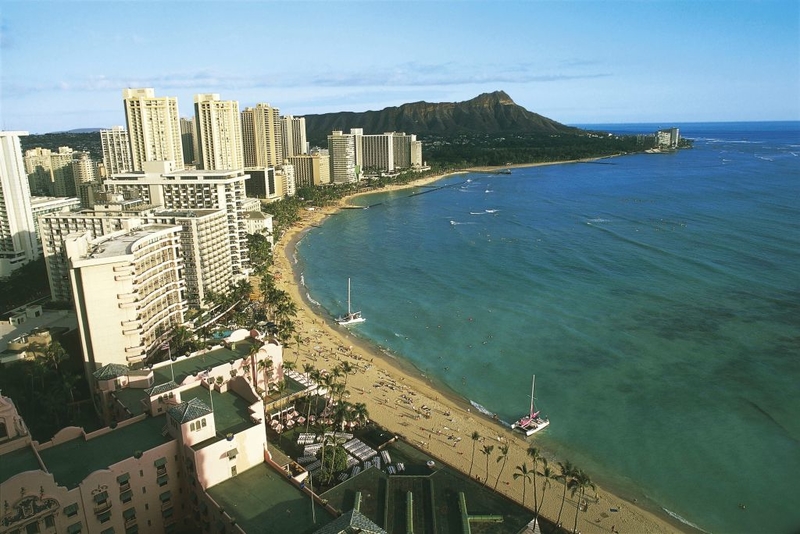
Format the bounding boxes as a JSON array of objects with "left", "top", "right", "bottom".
[
  {"left": 530, "top": 375, "right": 536, "bottom": 416},
  {"left": 347, "top": 278, "right": 352, "bottom": 315}
]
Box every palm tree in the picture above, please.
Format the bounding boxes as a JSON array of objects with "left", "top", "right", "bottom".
[
  {"left": 556, "top": 460, "right": 575, "bottom": 528},
  {"left": 350, "top": 402, "right": 369, "bottom": 428},
  {"left": 41, "top": 340, "right": 67, "bottom": 371},
  {"left": 302, "top": 363, "right": 315, "bottom": 382},
  {"left": 257, "top": 358, "right": 273, "bottom": 392},
  {"left": 568, "top": 469, "right": 595, "bottom": 534},
  {"left": 513, "top": 463, "right": 533, "bottom": 509},
  {"left": 283, "top": 359, "right": 296, "bottom": 380},
  {"left": 480, "top": 445, "right": 494, "bottom": 486},
  {"left": 537, "top": 459, "right": 555, "bottom": 527},
  {"left": 494, "top": 443, "right": 510, "bottom": 490},
  {"left": 469, "top": 431, "right": 481, "bottom": 477},
  {"left": 337, "top": 361, "right": 355, "bottom": 392},
  {"left": 527, "top": 447, "right": 542, "bottom": 519},
  {"left": 293, "top": 333, "right": 304, "bottom": 363}
]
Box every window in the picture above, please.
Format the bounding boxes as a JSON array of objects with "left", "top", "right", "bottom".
[
  {"left": 120, "top": 490, "right": 133, "bottom": 503},
  {"left": 66, "top": 523, "right": 82, "bottom": 534},
  {"left": 98, "top": 511, "right": 111, "bottom": 523},
  {"left": 25, "top": 522, "right": 40, "bottom": 534},
  {"left": 201, "top": 418, "right": 207, "bottom": 428},
  {"left": 157, "top": 474, "right": 169, "bottom": 486},
  {"left": 190, "top": 422, "right": 195, "bottom": 431},
  {"left": 44, "top": 516, "right": 55, "bottom": 529},
  {"left": 64, "top": 503, "right": 79, "bottom": 517}
]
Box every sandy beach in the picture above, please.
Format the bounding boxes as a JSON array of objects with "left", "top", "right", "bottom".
[{"left": 268, "top": 168, "right": 687, "bottom": 534}]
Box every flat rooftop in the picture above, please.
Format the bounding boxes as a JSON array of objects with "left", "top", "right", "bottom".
[
  {"left": 207, "top": 463, "right": 333, "bottom": 534},
  {"left": 88, "top": 224, "right": 176, "bottom": 259},
  {"left": 153, "top": 342, "right": 257, "bottom": 385},
  {"left": 0, "top": 446, "right": 42, "bottom": 483},
  {"left": 38, "top": 416, "right": 172, "bottom": 489}
]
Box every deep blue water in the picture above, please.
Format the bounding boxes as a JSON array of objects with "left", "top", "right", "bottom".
[{"left": 297, "top": 122, "right": 800, "bottom": 534}]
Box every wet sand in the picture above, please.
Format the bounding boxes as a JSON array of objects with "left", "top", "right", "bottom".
[{"left": 267, "top": 169, "right": 687, "bottom": 534}]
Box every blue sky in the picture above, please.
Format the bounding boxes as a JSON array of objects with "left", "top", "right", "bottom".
[{"left": 1, "top": 1, "right": 798, "bottom": 133}]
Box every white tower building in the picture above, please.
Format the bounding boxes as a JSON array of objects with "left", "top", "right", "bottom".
[
  {"left": 194, "top": 94, "right": 244, "bottom": 171},
  {"left": 123, "top": 88, "right": 185, "bottom": 172},
  {"left": 100, "top": 126, "right": 133, "bottom": 175},
  {"left": 241, "top": 104, "right": 282, "bottom": 168},
  {"left": 0, "top": 131, "right": 39, "bottom": 277}
]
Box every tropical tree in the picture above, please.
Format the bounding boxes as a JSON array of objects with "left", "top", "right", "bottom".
[
  {"left": 527, "top": 447, "right": 542, "bottom": 518},
  {"left": 41, "top": 340, "right": 67, "bottom": 371},
  {"left": 480, "top": 445, "right": 494, "bottom": 486},
  {"left": 337, "top": 361, "right": 355, "bottom": 392},
  {"left": 494, "top": 443, "right": 510, "bottom": 490},
  {"left": 513, "top": 463, "right": 533, "bottom": 509},
  {"left": 556, "top": 460, "right": 576, "bottom": 528},
  {"left": 469, "top": 431, "right": 481, "bottom": 477},
  {"left": 293, "top": 333, "right": 304, "bottom": 363},
  {"left": 302, "top": 363, "right": 315, "bottom": 382},
  {"left": 257, "top": 358, "right": 273, "bottom": 390},
  {"left": 568, "top": 468, "right": 596, "bottom": 534},
  {"left": 537, "top": 459, "right": 555, "bottom": 527},
  {"left": 350, "top": 402, "right": 369, "bottom": 428}
]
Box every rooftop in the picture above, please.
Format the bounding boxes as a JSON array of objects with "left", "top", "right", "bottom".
[
  {"left": 37, "top": 416, "right": 172, "bottom": 489},
  {"left": 152, "top": 342, "right": 257, "bottom": 385},
  {"left": 183, "top": 386, "right": 255, "bottom": 446},
  {"left": 87, "top": 224, "right": 176, "bottom": 259},
  {"left": 207, "top": 462, "right": 334, "bottom": 534},
  {"left": 0, "top": 446, "right": 42, "bottom": 484}
]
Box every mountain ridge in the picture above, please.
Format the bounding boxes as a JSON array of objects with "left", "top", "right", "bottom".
[{"left": 304, "top": 91, "right": 579, "bottom": 144}]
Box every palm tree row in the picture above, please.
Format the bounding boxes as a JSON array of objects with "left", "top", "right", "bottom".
[{"left": 511, "top": 450, "right": 596, "bottom": 534}]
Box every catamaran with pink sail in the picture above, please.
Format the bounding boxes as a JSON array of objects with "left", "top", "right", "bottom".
[{"left": 511, "top": 375, "right": 550, "bottom": 436}]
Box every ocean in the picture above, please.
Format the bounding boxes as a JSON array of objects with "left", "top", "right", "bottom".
[{"left": 295, "top": 122, "right": 800, "bottom": 534}]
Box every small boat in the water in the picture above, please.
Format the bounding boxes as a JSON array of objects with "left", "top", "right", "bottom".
[
  {"left": 336, "top": 278, "right": 365, "bottom": 326},
  {"left": 511, "top": 375, "right": 550, "bottom": 436}
]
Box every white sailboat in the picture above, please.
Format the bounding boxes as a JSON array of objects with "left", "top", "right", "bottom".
[
  {"left": 511, "top": 375, "right": 550, "bottom": 436},
  {"left": 336, "top": 278, "right": 365, "bottom": 326}
]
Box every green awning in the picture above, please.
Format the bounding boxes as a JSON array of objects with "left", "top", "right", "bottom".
[
  {"left": 101, "top": 528, "right": 116, "bottom": 534},
  {"left": 226, "top": 448, "right": 238, "bottom": 459},
  {"left": 157, "top": 474, "right": 169, "bottom": 485},
  {"left": 98, "top": 511, "right": 111, "bottom": 522},
  {"left": 154, "top": 457, "right": 167, "bottom": 467},
  {"left": 64, "top": 503, "right": 79, "bottom": 516},
  {"left": 120, "top": 490, "right": 133, "bottom": 503},
  {"left": 159, "top": 490, "right": 172, "bottom": 502},
  {"left": 93, "top": 491, "right": 108, "bottom": 503},
  {"left": 122, "top": 507, "right": 136, "bottom": 519},
  {"left": 67, "top": 523, "right": 82, "bottom": 534},
  {"left": 116, "top": 473, "right": 130, "bottom": 484}
]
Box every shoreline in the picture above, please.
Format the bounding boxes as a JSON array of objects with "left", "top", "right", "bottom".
[{"left": 269, "top": 165, "right": 692, "bottom": 534}]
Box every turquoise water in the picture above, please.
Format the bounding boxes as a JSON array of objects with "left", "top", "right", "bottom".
[{"left": 296, "top": 122, "right": 800, "bottom": 534}]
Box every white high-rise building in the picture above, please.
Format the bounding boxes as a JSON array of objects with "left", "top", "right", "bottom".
[
  {"left": 66, "top": 225, "right": 186, "bottom": 369},
  {"left": 100, "top": 126, "right": 133, "bottom": 175},
  {"left": 194, "top": 94, "right": 244, "bottom": 171},
  {"left": 327, "top": 130, "right": 358, "bottom": 183},
  {"left": 0, "top": 131, "right": 38, "bottom": 277},
  {"left": 241, "top": 104, "right": 282, "bottom": 168},
  {"left": 123, "top": 88, "right": 185, "bottom": 172},
  {"left": 104, "top": 163, "right": 250, "bottom": 275},
  {"left": 280, "top": 115, "right": 308, "bottom": 158}
]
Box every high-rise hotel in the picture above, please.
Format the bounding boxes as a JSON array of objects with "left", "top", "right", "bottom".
[
  {"left": 0, "top": 131, "right": 39, "bottom": 277},
  {"left": 193, "top": 94, "right": 244, "bottom": 171},
  {"left": 123, "top": 88, "right": 184, "bottom": 172}
]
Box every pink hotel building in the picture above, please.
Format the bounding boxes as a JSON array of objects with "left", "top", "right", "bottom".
[{"left": 0, "top": 331, "right": 322, "bottom": 534}]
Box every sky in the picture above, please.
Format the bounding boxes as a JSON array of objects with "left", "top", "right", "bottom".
[{"left": 1, "top": 0, "right": 798, "bottom": 133}]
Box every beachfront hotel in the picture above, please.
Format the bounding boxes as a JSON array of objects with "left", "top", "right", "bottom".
[
  {"left": 123, "top": 88, "right": 185, "bottom": 172},
  {"left": 103, "top": 162, "right": 250, "bottom": 276},
  {"left": 280, "top": 115, "right": 308, "bottom": 158},
  {"left": 0, "top": 131, "right": 39, "bottom": 278},
  {"left": 65, "top": 224, "right": 187, "bottom": 370},
  {"left": 327, "top": 130, "right": 358, "bottom": 183},
  {"left": 0, "top": 328, "right": 295, "bottom": 534}
]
